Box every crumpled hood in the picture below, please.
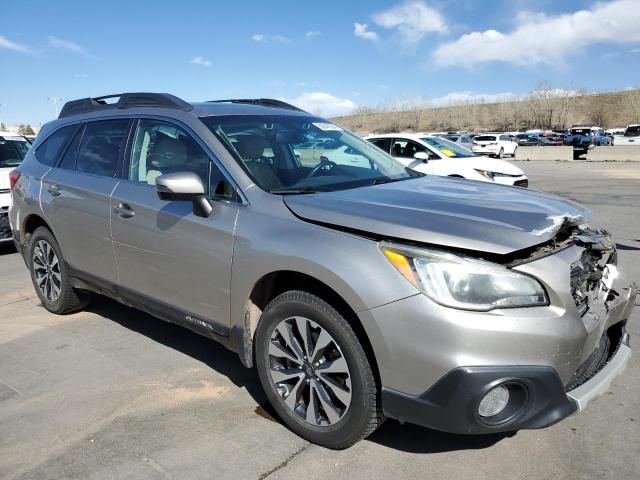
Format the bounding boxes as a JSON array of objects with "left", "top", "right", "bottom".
[{"left": 284, "top": 176, "right": 589, "bottom": 255}]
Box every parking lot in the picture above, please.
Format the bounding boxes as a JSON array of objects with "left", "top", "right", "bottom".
[{"left": 1, "top": 160, "right": 639, "bottom": 480}]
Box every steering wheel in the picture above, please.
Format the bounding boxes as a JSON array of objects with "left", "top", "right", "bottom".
[{"left": 308, "top": 157, "right": 337, "bottom": 178}]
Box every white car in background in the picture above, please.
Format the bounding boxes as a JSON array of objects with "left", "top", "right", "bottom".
[
  {"left": 0, "top": 133, "right": 30, "bottom": 243},
  {"left": 441, "top": 133, "right": 474, "bottom": 150},
  {"left": 366, "top": 133, "right": 528, "bottom": 187},
  {"left": 472, "top": 134, "right": 518, "bottom": 158},
  {"left": 613, "top": 124, "right": 640, "bottom": 146}
]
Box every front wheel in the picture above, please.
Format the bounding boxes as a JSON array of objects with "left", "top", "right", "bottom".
[
  {"left": 255, "top": 291, "right": 382, "bottom": 449},
  {"left": 497, "top": 148, "right": 504, "bottom": 159}
]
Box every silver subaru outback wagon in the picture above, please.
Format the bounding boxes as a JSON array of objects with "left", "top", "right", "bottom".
[{"left": 9, "top": 93, "right": 636, "bottom": 449}]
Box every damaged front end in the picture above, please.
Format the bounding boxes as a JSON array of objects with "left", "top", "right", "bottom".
[{"left": 509, "top": 221, "right": 637, "bottom": 394}]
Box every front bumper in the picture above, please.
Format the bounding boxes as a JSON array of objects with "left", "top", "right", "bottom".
[
  {"left": 493, "top": 176, "right": 528, "bottom": 187},
  {"left": 361, "top": 242, "right": 636, "bottom": 434},
  {"left": 382, "top": 323, "right": 631, "bottom": 434}
]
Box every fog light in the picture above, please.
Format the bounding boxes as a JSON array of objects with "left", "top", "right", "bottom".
[{"left": 478, "top": 385, "right": 510, "bottom": 418}]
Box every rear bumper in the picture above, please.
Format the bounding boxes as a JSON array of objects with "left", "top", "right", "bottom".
[{"left": 382, "top": 324, "right": 631, "bottom": 434}]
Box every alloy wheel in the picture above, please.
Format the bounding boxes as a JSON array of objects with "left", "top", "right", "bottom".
[
  {"left": 268, "top": 316, "right": 352, "bottom": 426},
  {"left": 32, "top": 240, "right": 62, "bottom": 302}
]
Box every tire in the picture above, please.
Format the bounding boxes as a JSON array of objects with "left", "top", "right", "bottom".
[
  {"left": 497, "top": 148, "right": 504, "bottom": 159},
  {"left": 512, "top": 147, "right": 518, "bottom": 158},
  {"left": 28, "top": 226, "right": 89, "bottom": 314},
  {"left": 255, "top": 290, "right": 382, "bottom": 449}
]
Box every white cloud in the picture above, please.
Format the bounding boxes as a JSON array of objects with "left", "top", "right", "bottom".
[
  {"left": 630, "top": 48, "right": 640, "bottom": 54},
  {"left": 251, "top": 34, "right": 290, "bottom": 43},
  {"left": 305, "top": 31, "right": 321, "bottom": 39},
  {"left": 433, "top": 0, "right": 640, "bottom": 68},
  {"left": 373, "top": 1, "right": 447, "bottom": 46},
  {"left": 190, "top": 56, "right": 212, "bottom": 67},
  {"left": 49, "top": 36, "right": 91, "bottom": 56},
  {"left": 354, "top": 23, "right": 379, "bottom": 41},
  {"left": 284, "top": 92, "right": 356, "bottom": 116},
  {"left": 0, "top": 35, "right": 31, "bottom": 53}
]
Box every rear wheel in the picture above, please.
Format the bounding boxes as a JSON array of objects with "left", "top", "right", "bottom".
[
  {"left": 512, "top": 147, "right": 518, "bottom": 158},
  {"left": 28, "top": 227, "right": 89, "bottom": 314},
  {"left": 255, "top": 290, "right": 382, "bottom": 449}
]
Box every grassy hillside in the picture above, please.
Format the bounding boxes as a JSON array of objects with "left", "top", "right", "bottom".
[{"left": 332, "top": 88, "right": 640, "bottom": 134}]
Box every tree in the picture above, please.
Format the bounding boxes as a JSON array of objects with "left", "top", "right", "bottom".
[
  {"left": 17, "top": 124, "right": 35, "bottom": 135},
  {"left": 626, "top": 89, "right": 640, "bottom": 124}
]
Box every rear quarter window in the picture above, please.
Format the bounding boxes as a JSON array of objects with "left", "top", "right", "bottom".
[{"left": 35, "top": 125, "right": 77, "bottom": 166}]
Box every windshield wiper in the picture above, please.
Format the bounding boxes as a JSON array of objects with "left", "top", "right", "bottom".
[{"left": 270, "top": 186, "right": 332, "bottom": 195}]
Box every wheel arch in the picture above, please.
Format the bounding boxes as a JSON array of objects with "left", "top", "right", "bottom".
[
  {"left": 240, "top": 270, "right": 381, "bottom": 385},
  {"left": 20, "top": 213, "right": 54, "bottom": 254}
]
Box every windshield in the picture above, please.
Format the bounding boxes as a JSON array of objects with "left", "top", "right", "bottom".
[
  {"left": 419, "top": 136, "right": 474, "bottom": 158},
  {"left": 201, "top": 115, "right": 416, "bottom": 193},
  {"left": 624, "top": 126, "right": 640, "bottom": 137},
  {"left": 0, "top": 138, "right": 30, "bottom": 168}
]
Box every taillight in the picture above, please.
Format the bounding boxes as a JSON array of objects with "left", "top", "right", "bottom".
[{"left": 9, "top": 169, "right": 21, "bottom": 191}]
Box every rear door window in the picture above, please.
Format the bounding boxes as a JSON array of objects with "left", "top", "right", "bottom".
[
  {"left": 370, "top": 138, "right": 391, "bottom": 154},
  {"left": 58, "top": 124, "right": 85, "bottom": 170},
  {"left": 75, "top": 119, "right": 130, "bottom": 177},
  {"left": 35, "top": 125, "right": 77, "bottom": 166}
]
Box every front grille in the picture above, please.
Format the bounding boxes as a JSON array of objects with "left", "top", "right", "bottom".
[
  {"left": 570, "top": 247, "right": 608, "bottom": 317},
  {"left": 514, "top": 179, "right": 528, "bottom": 187},
  {"left": 0, "top": 213, "right": 11, "bottom": 240},
  {"left": 565, "top": 323, "right": 625, "bottom": 391}
]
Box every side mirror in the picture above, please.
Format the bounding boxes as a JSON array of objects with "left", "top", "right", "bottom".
[
  {"left": 414, "top": 151, "right": 429, "bottom": 162},
  {"left": 155, "top": 172, "right": 213, "bottom": 218}
]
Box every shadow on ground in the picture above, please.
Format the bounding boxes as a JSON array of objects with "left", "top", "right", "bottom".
[
  {"left": 85, "top": 294, "right": 512, "bottom": 454},
  {"left": 0, "top": 243, "right": 17, "bottom": 256},
  {"left": 367, "top": 420, "right": 513, "bottom": 453}
]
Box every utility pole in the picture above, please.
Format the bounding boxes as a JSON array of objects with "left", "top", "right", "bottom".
[{"left": 47, "top": 97, "right": 64, "bottom": 117}]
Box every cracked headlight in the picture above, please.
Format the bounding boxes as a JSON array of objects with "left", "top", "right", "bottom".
[{"left": 381, "top": 242, "right": 548, "bottom": 311}]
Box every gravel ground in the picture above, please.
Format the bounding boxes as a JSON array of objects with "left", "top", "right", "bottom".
[{"left": 1, "top": 160, "right": 639, "bottom": 480}]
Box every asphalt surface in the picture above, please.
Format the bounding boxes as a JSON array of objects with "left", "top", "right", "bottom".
[{"left": 1, "top": 160, "right": 639, "bottom": 480}]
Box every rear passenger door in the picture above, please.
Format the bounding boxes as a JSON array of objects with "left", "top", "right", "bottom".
[
  {"left": 40, "top": 119, "right": 131, "bottom": 283},
  {"left": 110, "top": 118, "right": 240, "bottom": 331}
]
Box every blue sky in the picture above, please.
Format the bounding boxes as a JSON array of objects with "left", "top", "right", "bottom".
[{"left": 1, "top": 0, "right": 640, "bottom": 126}]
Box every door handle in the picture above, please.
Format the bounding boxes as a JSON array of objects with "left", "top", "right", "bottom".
[
  {"left": 47, "top": 184, "right": 62, "bottom": 196},
  {"left": 113, "top": 203, "right": 135, "bottom": 219}
]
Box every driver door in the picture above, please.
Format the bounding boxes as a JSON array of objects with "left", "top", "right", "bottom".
[{"left": 110, "top": 118, "right": 240, "bottom": 330}]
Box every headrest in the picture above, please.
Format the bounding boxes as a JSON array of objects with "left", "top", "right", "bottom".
[{"left": 235, "top": 135, "right": 266, "bottom": 160}]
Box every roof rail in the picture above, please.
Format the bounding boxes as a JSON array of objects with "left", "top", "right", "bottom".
[
  {"left": 58, "top": 92, "right": 193, "bottom": 119},
  {"left": 207, "top": 98, "right": 306, "bottom": 112}
]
